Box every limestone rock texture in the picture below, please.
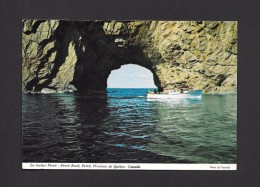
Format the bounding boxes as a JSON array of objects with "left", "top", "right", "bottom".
[{"left": 22, "top": 20, "right": 237, "bottom": 94}]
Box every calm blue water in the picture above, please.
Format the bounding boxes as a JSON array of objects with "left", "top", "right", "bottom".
[{"left": 22, "top": 88, "right": 237, "bottom": 163}]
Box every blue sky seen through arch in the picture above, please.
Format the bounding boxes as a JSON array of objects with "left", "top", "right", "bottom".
[{"left": 107, "top": 64, "right": 157, "bottom": 88}]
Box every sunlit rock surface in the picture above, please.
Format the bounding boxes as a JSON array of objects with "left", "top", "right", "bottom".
[{"left": 22, "top": 20, "right": 237, "bottom": 94}]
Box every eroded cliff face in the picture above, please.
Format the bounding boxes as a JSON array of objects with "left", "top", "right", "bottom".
[{"left": 22, "top": 20, "right": 237, "bottom": 93}]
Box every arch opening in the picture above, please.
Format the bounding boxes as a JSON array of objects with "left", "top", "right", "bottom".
[{"left": 107, "top": 64, "right": 157, "bottom": 89}]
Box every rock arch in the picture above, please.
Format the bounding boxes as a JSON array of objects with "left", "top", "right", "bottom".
[
  {"left": 71, "top": 35, "right": 163, "bottom": 92},
  {"left": 22, "top": 20, "right": 237, "bottom": 94}
]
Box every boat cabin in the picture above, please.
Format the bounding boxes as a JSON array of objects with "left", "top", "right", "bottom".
[{"left": 168, "top": 88, "right": 189, "bottom": 95}]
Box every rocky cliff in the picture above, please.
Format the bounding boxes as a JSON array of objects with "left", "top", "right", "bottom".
[{"left": 22, "top": 20, "right": 237, "bottom": 94}]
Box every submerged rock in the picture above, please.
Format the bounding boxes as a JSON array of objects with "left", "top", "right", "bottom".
[
  {"left": 22, "top": 20, "right": 237, "bottom": 94},
  {"left": 41, "top": 88, "right": 57, "bottom": 94}
]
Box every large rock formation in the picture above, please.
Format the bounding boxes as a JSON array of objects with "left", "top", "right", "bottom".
[{"left": 22, "top": 20, "right": 237, "bottom": 94}]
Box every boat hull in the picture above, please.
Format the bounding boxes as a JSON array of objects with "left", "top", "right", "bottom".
[{"left": 147, "top": 90, "right": 202, "bottom": 99}]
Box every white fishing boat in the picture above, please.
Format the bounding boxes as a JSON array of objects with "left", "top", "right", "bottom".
[{"left": 147, "top": 88, "right": 202, "bottom": 99}]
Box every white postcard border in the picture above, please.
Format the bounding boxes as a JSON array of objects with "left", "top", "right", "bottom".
[{"left": 22, "top": 163, "right": 237, "bottom": 170}]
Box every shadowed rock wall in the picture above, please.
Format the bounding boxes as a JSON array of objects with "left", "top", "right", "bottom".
[{"left": 22, "top": 20, "right": 237, "bottom": 94}]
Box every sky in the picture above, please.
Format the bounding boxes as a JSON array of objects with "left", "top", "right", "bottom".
[{"left": 107, "top": 64, "right": 157, "bottom": 88}]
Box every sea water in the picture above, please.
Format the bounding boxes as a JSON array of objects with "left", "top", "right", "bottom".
[{"left": 22, "top": 88, "right": 237, "bottom": 163}]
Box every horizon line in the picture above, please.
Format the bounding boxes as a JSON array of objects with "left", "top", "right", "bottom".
[{"left": 107, "top": 87, "right": 157, "bottom": 89}]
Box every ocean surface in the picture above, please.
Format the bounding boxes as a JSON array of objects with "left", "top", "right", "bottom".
[{"left": 22, "top": 88, "right": 237, "bottom": 163}]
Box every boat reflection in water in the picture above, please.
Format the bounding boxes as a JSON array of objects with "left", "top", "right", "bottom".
[{"left": 147, "top": 96, "right": 202, "bottom": 106}]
